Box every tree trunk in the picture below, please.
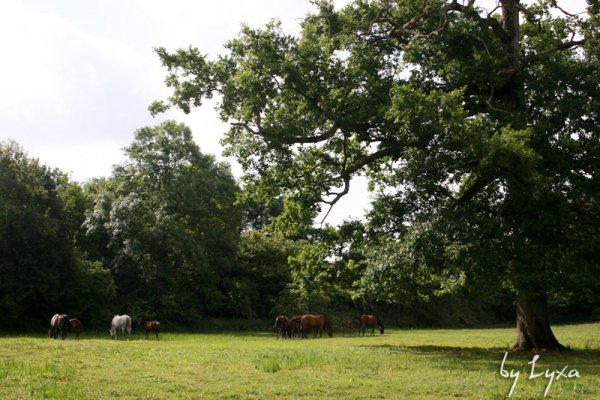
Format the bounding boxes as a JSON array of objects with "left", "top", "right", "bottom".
[
  {"left": 501, "top": 0, "right": 520, "bottom": 57},
  {"left": 512, "top": 293, "right": 567, "bottom": 351}
]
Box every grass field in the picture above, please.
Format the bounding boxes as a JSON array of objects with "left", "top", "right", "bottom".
[{"left": 0, "top": 323, "right": 598, "bottom": 399}]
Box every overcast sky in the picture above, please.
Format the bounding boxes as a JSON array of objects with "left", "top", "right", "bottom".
[{"left": 0, "top": 0, "right": 588, "bottom": 225}]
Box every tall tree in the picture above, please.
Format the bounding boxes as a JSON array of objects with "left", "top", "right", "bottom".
[
  {"left": 84, "top": 121, "right": 241, "bottom": 322},
  {"left": 0, "top": 140, "right": 114, "bottom": 329},
  {"left": 0, "top": 141, "right": 72, "bottom": 327},
  {"left": 151, "top": 1, "right": 599, "bottom": 349},
  {"left": 225, "top": 231, "right": 297, "bottom": 317}
]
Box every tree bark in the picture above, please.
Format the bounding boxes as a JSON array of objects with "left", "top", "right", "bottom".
[
  {"left": 512, "top": 293, "right": 567, "bottom": 351},
  {"left": 501, "top": 0, "right": 520, "bottom": 57}
]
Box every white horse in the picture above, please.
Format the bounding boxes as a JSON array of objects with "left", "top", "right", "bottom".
[{"left": 109, "top": 314, "right": 132, "bottom": 339}]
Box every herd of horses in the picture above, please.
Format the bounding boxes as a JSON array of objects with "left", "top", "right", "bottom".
[
  {"left": 48, "top": 312, "right": 383, "bottom": 340},
  {"left": 269, "top": 314, "right": 384, "bottom": 339},
  {"left": 48, "top": 313, "right": 160, "bottom": 340}
]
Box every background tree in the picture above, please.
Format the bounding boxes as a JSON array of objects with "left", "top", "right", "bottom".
[
  {"left": 152, "top": 0, "right": 599, "bottom": 349},
  {"left": 84, "top": 121, "right": 241, "bottom": 324},
  {"left": 224, "top": 231, "right": 297, "bottom": 317},
  {"left": 0, "top": 140, "right": 114, "bottom": 329},
  {"left": 287, "top": 222, "right": 368, "bottom": 311},
  {"left": 240, "top": 196, "right": 284, "bottom": 231}
]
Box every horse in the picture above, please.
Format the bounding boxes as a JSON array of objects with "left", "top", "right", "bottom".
[
  {"left": 300, "top": 314, "right": 333, "bottom": 338},
  {"left": 340, "top": 319, "right": 360, "bottom": 336},
  {"left": 143, "top": 320, "right": 160, "bottom": 340},
  {"left": 358, "top": 314, "right": 384, "bottom": 336},
  {"left": 269, "top": 316, "right": 291, "bottom": 339},
  {"left": 48, "top": 314, "right": 70, "bottom": 340},
  {"left": 109, "top": 314, "right": 132, "bottom": 339},
  {"left": 69, "top": 318, "right": 83, "bottom": 339},
  {"left": 289, "top": 315, "right": 302, "bottom": 338}
]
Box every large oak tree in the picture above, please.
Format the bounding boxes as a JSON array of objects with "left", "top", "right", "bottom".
[{"left": 151, "top": 1, "right": 599, "bottom": 349}]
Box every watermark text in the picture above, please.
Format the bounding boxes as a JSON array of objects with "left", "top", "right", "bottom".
[{"left": 500, "top": 351, "right": 580, "bottom": 397}]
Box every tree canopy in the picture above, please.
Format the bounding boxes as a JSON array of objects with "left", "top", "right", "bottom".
[
  {"left": 83, "top": 121, "right": 242, "bottom": 322},
  {"left": 152, "top": 0, "right": 599, "bottom": 349},
  {"left": 0, "top": 141, "right": 115, "bottom": 329}
]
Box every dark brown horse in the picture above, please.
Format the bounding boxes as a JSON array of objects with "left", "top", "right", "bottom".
[
  {"left": 358, "top": 314, "right": 384, "bottom": 336},
  {"left": 340, "top": 319, "right": 360, "bottom": 336},
  {"left": 69, "top": 318, "right": 82, "bottom": 339},
  {"left": 48, "top": 314, "right": 70, "bottom": 340},
  {"left": 300, "top": 314, "right": 333, "bottom": 338},
  {"left": 269, "top": 316, "right": 292, "bottom": 339},
  {"left": 289, "top": 315, "right": 302, "bottom": 338},
  {"left": 144, "top": 320, "right": 160, "bottom": 340}
]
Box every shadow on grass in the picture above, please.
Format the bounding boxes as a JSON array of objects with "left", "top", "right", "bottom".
[{"left": 359, "top": 343, "right": 600, "bottom": 374}]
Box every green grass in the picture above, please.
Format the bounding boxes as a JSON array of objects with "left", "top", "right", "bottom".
[{"left": 0, "top": 323, "right": 598, "bottom": 399}]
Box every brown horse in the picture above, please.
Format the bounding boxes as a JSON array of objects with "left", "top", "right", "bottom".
[
  {"left": 48, "top": 314, "right": 70, "bottom": 340},
  {"left": 289, "top": 316, "right": 302, "bottom": 338},
  {"left": 69, "top": 318, "right": 82, "bottom": 339},
  {"left": 340, "top": 319, "right": 360, "bottom": 336},
  {"left": 144, "top": 320, "right": 160, "bottom": 340},
  {"left": 269, "top": 316, "right": 292, "bottom": 339},
  {"left": 300, "top": 314, "right": 333, "bottom": 338},
  {"left": 358, "top": 314, "right": 384, "bottom": 336}
]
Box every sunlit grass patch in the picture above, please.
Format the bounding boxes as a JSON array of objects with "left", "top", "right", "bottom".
[{"left": 0, "top": 323, "right": 598, "bottom": 399}]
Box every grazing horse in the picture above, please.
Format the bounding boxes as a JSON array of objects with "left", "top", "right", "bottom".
[
  {"left": 48, "top": 314, "right": 70, "bottom": 340},
  {"left": 358, "top": 314, "right": 384, "bottom": 336},
  {"left": 340, "top": 319, "right": 360, "bottom": 336},
  {"left": 109, "top": 314, "right": 132, "bottom": 339},
  {"left": 143, "top": 320, "right": 160, "bottom": 340},
  {"left": 269, "top": 316, "right": 292, "bottom": 339},
  {"left": 289, "top": 315, "right": 302, "bottom": 338},
  {"left": 300, "top": 314, "right": 333, "bottom": 338},
  {"left": 69, "top": 318, "right": 83, "bottom": 339}
]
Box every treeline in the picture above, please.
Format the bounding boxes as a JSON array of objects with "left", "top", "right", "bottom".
[
  {"left": 1, "top": 122, "right": 291, "bottom": 330},
  {"left": 1, "top": 121, "right": 596, "bottom": 331}
]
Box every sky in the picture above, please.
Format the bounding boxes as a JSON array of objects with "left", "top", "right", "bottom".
[{"left": 0, "top": 0, "right": 589, "bottom": 225}]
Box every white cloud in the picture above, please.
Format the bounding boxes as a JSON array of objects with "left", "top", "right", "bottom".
[{"left": 28, "top": 140, "right": 126, "bottom": 183}]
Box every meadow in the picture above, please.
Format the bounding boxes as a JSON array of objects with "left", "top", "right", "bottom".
[{"left": 0, "top": 323, "right": 598, "bottom": 399}]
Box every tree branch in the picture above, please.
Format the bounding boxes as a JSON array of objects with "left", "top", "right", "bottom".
[
  {"left": 523, "top": 39, "right": 587, "bottom": 65},
  {"left": 452, "top": 174, "right": 488, "bottom": 208},
  {"left": 447, "top": 0, "right": 510, "bottom": 43},
  {"left": 548, "top": 0, "right": 582, "bottom": 18},
  {"left": 283, "top": 124, "right": 340, "bottom": 144},
  {"left": 319, "top": 145, "right": 401, "bottom": 224}
]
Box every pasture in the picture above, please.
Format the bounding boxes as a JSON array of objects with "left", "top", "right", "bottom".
[{"left": 0, "top": 323, "right": 598, "bottom": 399}]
